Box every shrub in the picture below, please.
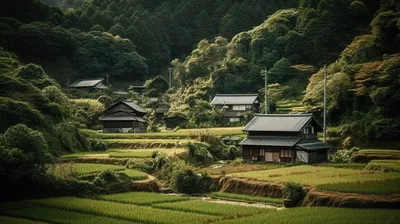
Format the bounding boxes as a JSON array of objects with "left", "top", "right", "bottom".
[
  {"left": 2, "top": 124, "right": 50, "bottom": 163},
  {"left": 329, "top": 147, "right": 360, "bottom": 163},
  {"left": 85, "top": 138, "right": 108, "bottom": 151},
  {"left": 171, "top": 169, "right": 213, "bottom": 194},
  {"left": 282, "top": 183, "right": 307, "bottom": 206},
  {"left": 187, "top": 142, "right": 213, "bottom": 165}
]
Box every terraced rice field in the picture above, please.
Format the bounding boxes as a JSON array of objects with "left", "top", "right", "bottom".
[
  {"left": 51, "top": 163, "right": 147, "bottom": 180},
  {"left": 152, "top": 200, "right": 265, "bottom": 216},
  {"left": 2, "top": 194, "right": 398, "bottom": 224},
  {"left": 61, "top": 148, "right": 187, "bottom": 159},
  {"left": 367, "top": 160, "right": 400, "bottom": 171},
  {"left": 215, "top": 207, "right": 400, "bottom": 224},
  {"left": 317, "top": 178, "right": 400, "bottom": 195},
  {"left": 230, "top": 165, "right": 400, "bottom": 186},
  {"left": 97, "top": 192, "right": 190, "bottom": 205},
  {"left": 83, "top": 127, "right": 244, "bottom": 139},
  {"left": 199, "top": 163, "right": 282, "bottom": 175}
]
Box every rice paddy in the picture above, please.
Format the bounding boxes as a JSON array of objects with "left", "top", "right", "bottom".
[
  {"left": 317, "top": 178, "right": 400, "bottom": 195},
  {"left": 366, "top": 160, "right": 400, "bottom": 171},
  {"left": 230, "top": 165, "right": 400, "bottom": 186},
  {"left": 1, "top": 192, "right": 399, "bottom": 224}
]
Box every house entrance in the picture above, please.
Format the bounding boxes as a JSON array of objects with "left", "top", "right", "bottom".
[{"left": 265, "top": 152, "right": 280, "bottom": 162}]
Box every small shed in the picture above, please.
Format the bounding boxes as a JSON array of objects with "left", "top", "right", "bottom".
[
  {"left": 164, "top": 116, "right": 188, "bottom": 130},
  {"left": 101, "top": 100, "right": 147, "bottom": 133},
  {"left": 69, "top": 79, "right": 108, "bottom": 91}
]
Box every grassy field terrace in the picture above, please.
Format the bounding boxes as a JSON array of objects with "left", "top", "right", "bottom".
[{"left": 0, "top": 192, "right": 398, "bottom": 224}]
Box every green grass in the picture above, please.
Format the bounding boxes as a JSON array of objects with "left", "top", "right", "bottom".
[
  {"left": 27, "top": 197, "right": 216, "bottom": 224},
  {"left": 151, "top": 200, "right": 266, "bottom": 216},
  {"left": 4, "top": 206, "right": 138, "bottom": 224},
  {"left": 0, "top": 215, "right": 47, "bottom": 224},
  {"left": 60, "top": 152, "right": 109, "bottom": 159},
  {"left": 316, "top": 163, "right": 368, "bottom": 170},
  {"left": 67, "top": 163, "right": 125, "bottom": 175},
  {"left": 210, "top": 192, "right": 283, "bottom": 206},
  {"left": 215, "top": 207, "right": 400, "bottom": 224},
  {"left": 103, "top": 139, "right": 192, "bottom": 143},
  {"left": 121, "top": 169, "right": 148, "bottom": 180},
  {"left": 358, "top": 149, "right": 400, "bottom": 154},
  {"left": 199, "top": 163, "right": 282, "bottom": 175},
  {"left": 97, "top": 192, "right": 190, "bottom": 205},
  {"left": 83, "top": 127, "right": 244, "bottom": 139},
  {"left": 109, "top": 148, "right": 187, "bottom": 158},
  {"left": 317, "top": 178, "right": 400, "bottom": 195},
  {"left": 230, "top": 165, "right": 400, "bottom": 186},
  {"left": 367, "top": 160, "right": 400, "bottom": 171}
]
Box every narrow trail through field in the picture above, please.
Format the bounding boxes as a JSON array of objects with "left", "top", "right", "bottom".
[{"left": 199, "top": 197, "right": 280, "bottom": 209}]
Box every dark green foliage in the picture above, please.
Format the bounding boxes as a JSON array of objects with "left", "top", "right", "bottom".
[
  {"left": 171, "top": 169, "right": 213, "bottom": 194},
  {"left": 85, "top": 138, "right": 108, "bottom": 152},
  {"left": 187, "top": 142, "right": 213, "bottom": 165},
  {"left": 0, "top": 97, "right": 46, "bottom": 133},
  {"left": 2, "top": 124, "right": 51, "bottom": 163},
  {"left": 144, "top": 75, "right": 169, "bottom": 97},
  {"left": 282, "top": 183, "right": 307, "bottom": 206}
]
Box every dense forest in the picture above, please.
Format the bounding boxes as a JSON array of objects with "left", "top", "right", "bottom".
[{"left": 0, "top": 0, "right": 399, "bottom": 145}]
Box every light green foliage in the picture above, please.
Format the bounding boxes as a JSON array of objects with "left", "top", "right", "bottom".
[
  {"left": 317, "top": 178, "right": 400, "bottom": 195},
  {"left": 216, "top": 207, "right": 400, "bottom": 224},
  {"left": 27, "top": 197, "right": 216, "bottom": 224},
  {"left": 109, "top": 148, "right": 186, "bottom": 158},
  {"left": 121, "top": 169, "right": 148, "bottom": 180},
  {"left": 4, "top": 206, "right": 137, "bottom": 224},
  {"left": 144, "top": 75, "right": 169, "bottom": 97},
  {"left": 231, "top": 165, "right": 400, "bottom": 186},
  {"left": 97, "top": 192, "right": 190, "bottom": 205},
  {"left": 70, "top": 99, "right": 105, "bottom": 128},
  {"left": 152, "top": 199, "right": 266, "bottom": 216},
  {"left": 210, "top": 192, "right": 283, "bottom": 205}
]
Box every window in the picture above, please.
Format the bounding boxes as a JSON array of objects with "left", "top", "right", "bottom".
[
  {"left": 280, "top": 149, "right": 292, "bottom": 158},
  {"left": 245, "top": 105, "right": 252, "bottom": 109},
  {"left": 229, "top": 117, "right": 240, "bottom": 122},
  {"left": 260, "top": 149, "right": 265, "bottom": 156},
  {"left": 233, "top": 105, "right": 246, "bottom": 111}
]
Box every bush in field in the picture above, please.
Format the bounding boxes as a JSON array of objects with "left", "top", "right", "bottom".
[
  {"left": 227, "top": 145, "right": 241, "bottom": 160},
  {"left": 187, "top": 142, "right": 213, "bottom": 164},
  {"left": 282, "top": 183, "right": 307, "bottom": 206},
  {"left": 93, "top": 170, "right": 131, "bottom": 193},
  {"left": 195, "top": 130, "right": 226, "bottom": 159},
  {"left": 126, "top": 159, "right": 154, "bottom": 173},
  {"left": 329, "top": 147, "right": 360, "bottom": 163},
  {"left": 171, "top": 169, "right": 213, "bottom": 194},
  {"left": 85, "top": 138, "right": 108, "bottom": 151}
]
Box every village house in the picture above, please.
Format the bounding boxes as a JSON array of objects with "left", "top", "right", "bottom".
[
  {"left": 210, "top": 94, "right": 260, "bottom": 123},
  {"left": 101, "top": 100, "right": 147, "bottom": 133},
  {"left": 163, "top": 115, "right": 188, "bottom": 130},
  {"left": 69, "top": 78, "right": 108, "bottom": 92},
  {"left": 240, "top": 114, "right": 331, "bottom": 163}
]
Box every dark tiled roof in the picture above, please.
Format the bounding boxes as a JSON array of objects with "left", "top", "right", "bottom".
[
  {"left": 239, "top": 136, "right": 301, "bottom": 147},
  {"left": 69, "top": 79, "right": 106, "bottom": 88},
  {"left": 121, "top": 100, "right": 147, "bottom": 114},
  {"left": 243, "top": 114, "right": 313, "bottom": 132},
  {"left": 211, "top": 94, "right": 259, "bottom": 105},
  {"left": 296, "top": 140, "right": 331, "bottom": 151},
  {"left": 101, "top": 116, "right": 147, "bottom": 122}
]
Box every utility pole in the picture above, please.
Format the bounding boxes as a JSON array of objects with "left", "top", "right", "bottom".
[
  {"left": 323, "top": 66, "right": 327, "bottom": 143},
  {"left": 261, "top": 68, "right": 268, "bottom": 114},
  {"left": 168, "top": 67, "right": 172, "bottom": 88}
]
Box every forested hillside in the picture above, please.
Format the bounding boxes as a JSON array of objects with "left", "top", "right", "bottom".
[{"left": 168, "top": 0, "right": 400, "bottom": 144}]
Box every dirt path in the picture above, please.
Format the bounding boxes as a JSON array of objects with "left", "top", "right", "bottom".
[{"left": 200, "top": 197, "right": 280, "bottom": 209}]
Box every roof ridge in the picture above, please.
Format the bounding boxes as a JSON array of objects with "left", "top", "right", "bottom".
[
  {"left": 215, "top": 93, "right": 259, "bottom": 96},
  {"left": 254, "top": 113, "right": 312, "bottom": 117}
]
